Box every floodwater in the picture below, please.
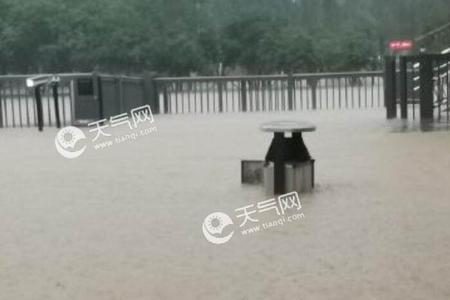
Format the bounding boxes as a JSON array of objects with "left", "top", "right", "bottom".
[{"left": 1, "top": 109, "right": 450, "bottom": 299}]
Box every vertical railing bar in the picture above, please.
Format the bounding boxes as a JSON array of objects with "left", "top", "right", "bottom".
[
  {"left": 165, "top": 82, "right": 170, "bottom": 113},
  {"left": 8, "top": 80, "right": 16, "bottom": 127},
  {"left": 61, "top": 85, "right": 67, "bottom": 126},
  {"left": 230, "top": 81, "right": 234, "bottom": 112},
  {"left": 16, "top": 81, "right": 23, "bottom": 127},
  {"left": 226, "top": 80, "right": 229, "bottom": 113},
  {"left": 352, "top": 77, "right": 356, "bottom": 109},
  {"left": 446, "top": 59, "right": 450, "bottom": 124},
  {"left": 33, "top": 85, "right": 38, "bottom": 126},
  {"left": 69, "top": 83, "right": 73, "bottom": 125},
  {"left": 305, "top": 80, "right": 310, "bottom": 110},
  {"left": 261, "top": 80, "right": 266, "bottom": 112},
  {"left": 345, "top": 77, "right": 349, "bottom": 109},
  {"left": 201, "top": 81, "right": 204, "bottom": 113},
  {"left": 174, "top": 82, "right": 179, "bottom": 114},
  {"left": 436, "top": 60, "right": 441, "bottom": 121},
  {"left": 191, "top": 81, "right": 195, "bottom": 114},
  {"left": 358, "top": 76, "right": 362, "bottom": 109},
  {"left": 364, "top": 76, "right": 368, "bottom": 108},
  {"left": 276, "top": 80, "right": 280, "bottom": 111},
  {"left": 268, "top": 80, "right": 273, "bottom": 111},
  {"left": 256, "top": 81, "right": 258, "bottom": 112},
  {"left": 45, "top": 86, "right": 51, "bottom": 126},
  {"left": 206, "top": 82, "right": 210, "bottom": 113},
  {"left": 239, "top": 80, "right": 242, "bottom": 112},
  {"left": 317, "top": 80, "right": 321, "bottom": 110},
  {"left": 187, "top": 82, "right": 191, "bottom": 114},
  {"left": 331, "top": 78, "right": 335, "bottom": 109},
  {"left": 359, "top": 77, "right": 362, "bottom": 108},
  {"left": 378, "top": 75, "right": 382, "bottom": 107},
  {"left": 25, "top": 84, "right": 31, "bottom": 127},
  {"left": 6, "top": 84, "right": 10, "bottom": 127},
  {"left": 291, "top": 79, "right": 296, "bottom": 111},
  {"left": 214, "top": 80, "right": 217, "bottom": 113},
  {"left": 412, "top": 61, "right": 416, "bottom": 121},
  {"left": 371, "top": 76, "right": 374, "bottom": 108},
  {"left": 0, "top": 84, "right": 4, "bottom": 128},
  {"left": 299, "top": 79, "right": 303, "bottom": 110},
  {"left": 250, "top": 80, "right": 253, "bottom": 112}
]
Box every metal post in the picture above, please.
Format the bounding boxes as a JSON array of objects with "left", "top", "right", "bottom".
[
  {"left": 34, "top": 85, "right": 44, "bottom": 131},
  {"left": 419, "top": 55, "right": 434, "bottom": 121},
  {"left": 93, "top": 72, "right": 104, "bottom": 120},
  {"left": 163, "top": 84, "right": 169, "bottom": 114},
  {"left": 287, "top": 74, "right": 294, "bottom": 110},
  {"left": 0, "top": 85, "right": 3, "bottom": 128},
  {"left": 118, "top": 76, "right": 124, "bottom": 113},
  {"left": 308, "top": 79, "right": 318, "bottom": 110},
  {"left": 143, "top": 72, "right": 159, "bottom": 114},
  {"left": 273, "top": 132, "right": 286, "bottom": 195},
  {"left": 97, "top": 76, "right": 104, "bottom": 120},
  {"left": 241, "top": 80, "right": 247, "bottom": 112},
  {"left": 384, "top": 56, "right": 397, "bottom": 119},
  {"left": 399, "top": 56, "right": 408, "bottom": 119},
  {"left": 218, "top": 81, "right": 223, "bottom": 113},
  {"left": 52, "top": 83, "right": 61, "bottom": 129}
]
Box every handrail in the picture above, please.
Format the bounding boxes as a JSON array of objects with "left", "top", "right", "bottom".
[{"left": 154, "top": 71, "right": 383, "bottom": 82}]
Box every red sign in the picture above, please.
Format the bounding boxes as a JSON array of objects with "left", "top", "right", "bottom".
[{"left": 389, "top": 40, "right": 414, "bottom": 51}]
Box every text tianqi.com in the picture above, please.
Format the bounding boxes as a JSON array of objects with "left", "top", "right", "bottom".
[
  {"left": 202, "top": 192, "right": 305, "bottom": 245},
  {"left": 55, "top": 105, "right": 157, "bottom": 159}
]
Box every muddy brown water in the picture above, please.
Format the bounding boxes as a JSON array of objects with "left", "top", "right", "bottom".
[{"left": 0, "top": 109, "right": 449, "bottom": 299}]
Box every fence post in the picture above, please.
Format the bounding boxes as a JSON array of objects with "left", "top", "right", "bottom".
[
  {"left": 52, "top": 83, "right": 61, "bottom": 129},
  {"left": 288, "top": 73, "right": 294, "bottom": 110},
  {"left": 218, "top": 81, "right": 223, "bottom": 112},
  {"left": 308, "top": 78, "right": 318, "bottom": 110},
  {"left": 0, "top": 84, "right": 3, "bottom": 128},
  {"left": 34, "top": 86, "right": 44, "bottom": 131},
  {"left": 399, "top": 56, "right": 408, "bottom": 119},
  {"left": 143, "top": 72, "right": 159, "bottom": 114},
  {"left": 92, "top": 72, "right": 104, "bottom": 120},
  {"left": 241, "top": 80, "right": 247, "bottom": 112},
  {"left": 419, "top": 55, "right": 434, "bottom": 121},
  {"left": 118, "top": 76, "right": 124, "bottom": 113},
  {"left": 163, "top": 84, "right": 169, "bottom": 114},
  {"left": 384, "top": 56, "right": 397, "bottom": 119}
]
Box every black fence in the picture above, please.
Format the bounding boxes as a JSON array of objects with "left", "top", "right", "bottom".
[
  {"left": 0, "top": 73, "right": 153, "bottom": 128},
  {"left": 0, "top": 75, "right": 73, "bottom": 128},
  {"left": 155, "top": 71, "right": 384, "bottom": 114},
  {"left": 385, "top": 53, "right": 449, "bottom": 122},
  {"left": 0, "top": 71, "right": 384, "bottom": 129}
]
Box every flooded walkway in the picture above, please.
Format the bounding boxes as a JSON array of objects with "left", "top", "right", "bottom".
[{"left": 1, "top": 109, "right": 449, "bottom": 299}]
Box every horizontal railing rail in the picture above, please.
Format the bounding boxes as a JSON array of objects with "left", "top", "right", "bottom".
[
  {"left": 0, "top": 70, "right": 385, "bottom": 129},
  {"left": 154, "top": 71, "right": 384, "bottom": 114}
]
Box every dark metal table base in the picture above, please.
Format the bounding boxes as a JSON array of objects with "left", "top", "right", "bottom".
[{"left": 265, "top": 132, "right": 312, "bottom": 194}]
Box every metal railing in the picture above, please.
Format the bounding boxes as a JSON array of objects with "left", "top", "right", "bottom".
[
  {"left": 386, "top": 54, "right": 449, "bottom": 122},
  {"left": 154, "top": 71, "right": 384, "bottom": 114},
  {"left": 0, "top": 73, "right": 92, "bottom": 128},
  {"left": 0, "top": 71, "right": 385, "bottom": 129}
]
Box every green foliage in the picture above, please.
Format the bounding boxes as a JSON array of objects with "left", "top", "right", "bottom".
[{"left": 0, "top": 0, "right": 449, "bottom": 75}]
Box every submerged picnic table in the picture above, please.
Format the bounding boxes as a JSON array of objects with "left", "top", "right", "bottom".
[{"left": 261, "top": 121, "right": 316, "bottom": 194}]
